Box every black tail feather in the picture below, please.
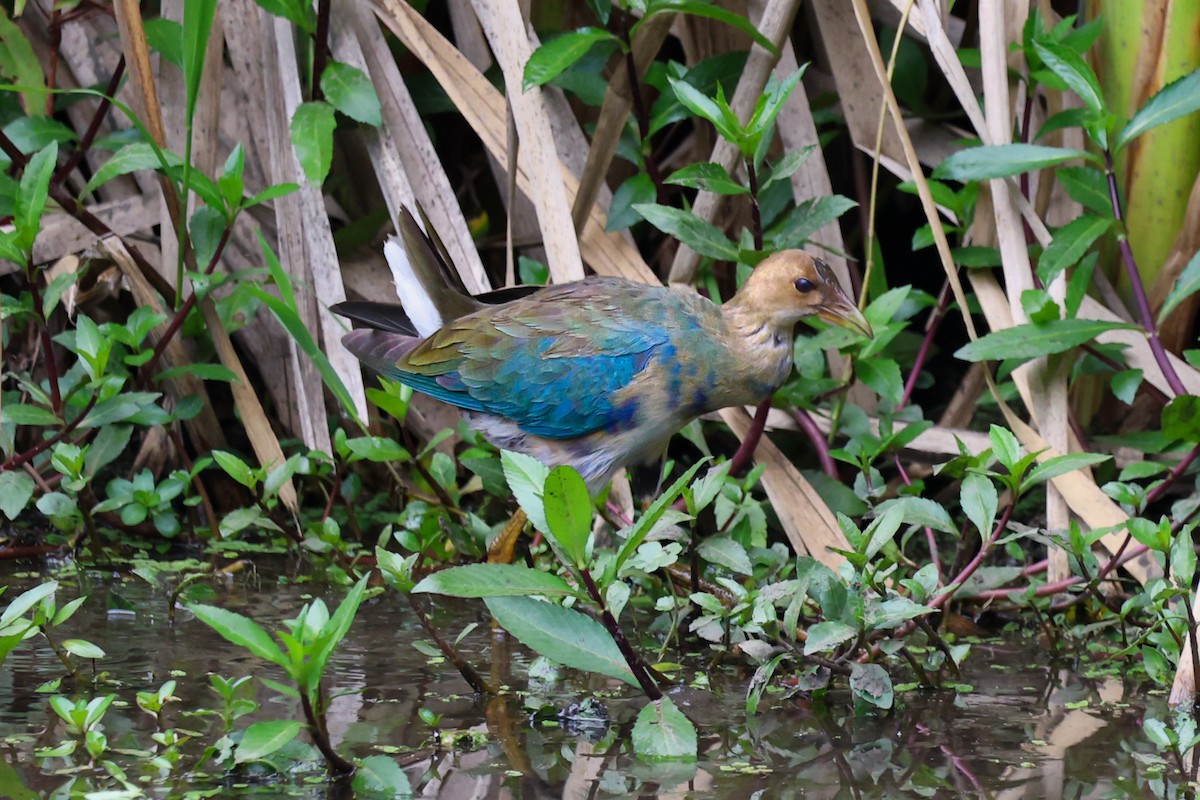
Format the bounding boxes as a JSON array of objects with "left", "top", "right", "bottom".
[{"left": 330, "top": 301, "right": 419, "bottom": 337}]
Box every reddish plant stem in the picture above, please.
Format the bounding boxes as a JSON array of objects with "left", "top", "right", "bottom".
[
  {"left": 901, "top": 282, "right": 952, "bottom": 408},
  {"left": 299, "top": 688, "right": 355, "bottom": 775},
  {"left": 53, "top": 57, "right": 126, "bottom": 187},
  {"left": 312, "top": 0, "right": 332, "bottom": 102},
  {"left": 791, "top": 407, "right": 838, "bottom": 479},
  {"left": 895, "top": 452, "right": 942, "bottom": 583},
  {"left": 1104, "top": 150, "right": 1186, "bottom": 396},
  {"left": 728, "top": 398, "right": 772, "bottom": 477},
  {"left": 932, "top": 502, "right": 1015, "bottom": 611},
  {"left": 46, "top": 9, "right": 62, "bottom": 117},
  {"left": 137, "top": 225, "right": 233, "bottom": 382},
  {"left": 0, "top": 394, "right": 97, "bottom": 474},
  {"left": 579, "top": 568, "right": 663, "bottom": 700}
]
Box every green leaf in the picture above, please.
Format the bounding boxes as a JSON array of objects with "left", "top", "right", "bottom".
[
  {"left": 83, "top": 143, "right": 182, "bottom": 198},
  {"left": 182, "top": 0, "right": 218, "bottom": 127},
  {"left": 803, "top": 620, "right": 857, "bottom": 655},
  {"left": 211, "top": 450, "right": 256, "bottom": 490},
  {"left": 0, "top": 8, "right": 45, "bottom": 120},
  {"left": 1031, "top": 40, "right": 1104, "bottom": 116},
  {"left": 249, "top": 0, "right": 314, "bottom": 32},
  {"left": 61, "top": 639, "right": 105, "bottom": 659},
  {"left": 850, "top": 662, "right": 893, "bottom": 709},
  {"left": 634, "top": 203, "right": 737, "bottom": 261},
  {"left": 2, "top": 403, "right": 60, "bottom": 426},
  {"left": 933, "top": 144, "right": 1093, "bottom": 181},
  {"left": 321, "top": 61, "right": 382, "bottom": 126},
  {"left": 873, "top": 496, "right": 956, "bottom": 536},
  {"left": 1163, "top": 395, "right": 1200, "bottom": 443},
  {"left": 343, "top": 436, "right": 409, "bottom": 463},
  {"left": 189, "top": 205, "right": 226, "bottom": 268},
  {"left": 1159, "top": 250, "right": 1200, "bottom": 324},
  {"left": 1117, "top": 67, "right": 1200, "bottom": 150},
  {"left": 0, "top": 472, "right": 35, "bottom": 520},
  {"left": 413, "top": 563, "right": 576, "bottom": 598},
  {"left": 1057, "top": 166, "right": 1110, "bottom": 215},
  {"left": 235, "top": 719, "right": 302, "bottom": 764},
  {"left": 960, "top": 472, "right": 997, "bottom": 537},
  {"left": 5, "top": 117, "right": 77, "bottom": 154},
  {"left": 501, "top": 449, "right": 551, "bottom": 533},
  {"left": 696, "top": 535, "right": 751, "bottom": 575},
  {"left": 606, "top": 173, "right": 655, "bottom": 231},
  {"left": 855, "top": 357, "right": 903, "bottom": 408},
  {"left": 289, "top": 100, "right": 336, "bottom": 185},
  {"left": 1022, "top": 453, "right": 1111, "bottom": 491},
  {"left": 1038, "top": 214, "right": 1111, "bottom": 285},
  {"left": 768, "top": 195, "right": 857, "bottom": 249},
  {"left": 1111, "top": 369, "right": 1143, "bottom": 405},
  {"left": 954, "top": 319, "right": 1133, "bottom": 362},
  {"left": 640, "top": 0, "right": 775, "bottom": 54},
  {"left": 543, "top": 465, "right": 593, "bottom": 567},
  {"left": 190, "top": 604, "right": 287, "bottom": 669},
  {"left": 143, "top": 17, "right": 183, "bottom": 68},
  {"left": 484, "top": 596, "right": 639, "bottom": 687},
  {"left": 353, "top": 754, "right": 413, "bottom": 796},
  {"left": 13, "top": 141, "right": 56, "bottom": 253},
  {"left": 523, "top": 28, "right": 619, "bottom": 90},
  {"left": 632, "top": 696, "right": 697, "bottom": 761},
  {"left": 306, "top": 575, "right": 369, "bottom": 693},
  {"left": 668, "top": 77, "right": 738, "bottom": 142},
  {"left": 665, "top": 162, "right": 748, "bottom": 195},
  {"left": 615, "top": 459, "right": 709, "bottom": 569},
  {"left": 1172, "top": 526, "right": 1197, "bottom": 588},
  {"left": 0, "top": 581, "right": 57, "bottom": 627},
  {"left": 246, "top": 182, "right": 299, "bottom": 208}
]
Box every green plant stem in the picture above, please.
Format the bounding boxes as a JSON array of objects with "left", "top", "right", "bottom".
[
  {"left": 578, "top": 568, "right": 662, "bottom": 700},
  {"left": 405, "top": 594, "right": 495, "bottom": 695},
  {"left": 38, "top": 625, "right": 79, "bottom": 680},
  {"left": 299, "top": 687, "right": 355, "bottom": 775},
  {"left": 1104, "top": 150, "right": 1186, "bottom": 396}
]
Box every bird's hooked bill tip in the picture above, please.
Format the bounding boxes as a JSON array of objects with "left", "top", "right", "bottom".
[{"left": 818, "top": 302, "right": 872, "bottom": 338}]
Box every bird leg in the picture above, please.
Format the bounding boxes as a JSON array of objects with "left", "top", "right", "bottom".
[{"left": 487, "top": 507, "right": 528, "bottom": 564}]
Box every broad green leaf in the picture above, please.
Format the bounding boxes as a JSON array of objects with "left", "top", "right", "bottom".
[
  {"left": 1172, "top": 526, "right": 1197, "bottom": 588},
  {"left": 1022, "top": 453, "right": 1111, "bottom": 490},
  {"left": 1032, "top": 40, "right": 1104, "bottom": 116},
  {"left": 484, "top": 596, "right": 639, "bottom": 687},
  {"left": 343, "top": 436, "right": 409, "bottom": 463},
  {"left": 1118, "top": 67, "right": 1200, "bottom": 150},
  {"left": 954, "top": 319, "right": 1133, "bottom": 362},
  {"left": 190, "top": 604, "right": 287, "bottom": 669},
  {"left": 615, "top": 458, "right": 708, "bottom": 569},
  {"left": 234, "top": 720, "right": 302, "bottom": 764},
  {"left": 353, "top": 754, "right": 413, "bottom": 796},
  {"left": 803, "top": 620, "right": 857, "bottom": 655},
  {"left": 0, "top": 581, "right": 57, "bottom": 627},
  {"left": 607, "top": 173, "right": 655, "bottom": 231},
  {"left": 933, "top": 144, "right": 1093, "bottom": 181},
  {"left": 634, "top": 203, "right": 737, "bottom": 261},
  {"left": 960, "top": 472, "right": 997, "bottom": 537},
  {"left": 850, "top": 662, "right": 893, "bottom": 709},
  {"left": 306, "top": 575, "right": 369, "bottom": 693},
  {"left": 543, "top": 465, "right": 593, "bottom": 566},
  {"left": 61, "top": 639, "right": 105, "bottom": 659},
  {"left": 990, "top": 425, "right": 1021, "bottom": 470},
  {"left": 855, "top": 357, "right": 903, "bottom": 408},
  {"left": 413, "top": 563, "right": 576, "bottom": 598},
  {"left": 0, "top": 8, "right": 44, "bottom": 118},
  {"left": 144, "top": 18, "right": 183, "bottom": 67},
  {"left": 696, "top": 535, "right": 751, "bottom": 575},
  {"left": 1, "top": 403, "right": 59, "bottom": 425},
  {"left": 1111, "top": 368, "right": 1143, "bottom": 405},
  {"left": 211, "top": 450, "right": 256, "bottom": 490},
  {"left": 665, "top": 162, "right": 747, "bottom": 195},
  {"left": 768, "top": 195, "right": 857, "bottom": 249},
  {"left": 189, "top": 205, "right": 226, "bottom": 268},
  {"left": 523, "top": 28, "right": 619, "bottom": 90},
  {"left": 289, "top": 100, "right": 336, "bottom": 185},
  {"left": 1159, "top": 251, "right": 1200, "bottom": 323},
  {"left": 501, "top": 449, "right": 550, "bottom": 533},
  {"left": 0, "top": 471, "right": 34, "bottom": 520},
  {"left": 1162, "top": 395, "right": 1200, "bottom": 443},
  {"left": 246, "top": 182, "right": 299, "bottom": 208},
  {"left": 1038, "top": 214, "right": 1111, "bottom": 285},
  {"left": 865, "top": 596, "right": 932, "bottom": 630},
  {"left": 872, "top": 497, "right": 955, "bottom": 536},
  {"left": 320, "top": 61, "right": 382, "bottom": 127},
  {"left": 83, "top": 143, "right": 182, "bottom": 198},
  {"left": 668, "top": 77, "right": 737, "bottom": 142},
  {"left": 631, "top": 696, "right": 697, "bottom": 761},
  {"left": 13, "top": 141, "right": 56, "bottom": 253},
  {"left": 5, "top": 116, "right": 77, "bottom": 153},
  {"left": 1056, "top": 166, "right": 1110, "bottom": 215}
]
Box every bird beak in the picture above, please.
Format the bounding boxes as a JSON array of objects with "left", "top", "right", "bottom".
[{"left": 817, "top": 292, "right": 872, "bottom": 338}]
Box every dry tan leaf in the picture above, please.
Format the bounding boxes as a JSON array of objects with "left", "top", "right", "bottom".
[
  {"left": 666, "top": 0, "right": 802, "bottom": 285},
  {"left": 468, "top": 0, "right": 584, "bottom": 283}
]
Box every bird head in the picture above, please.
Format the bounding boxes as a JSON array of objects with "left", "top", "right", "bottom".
[{"left": 732, "top": 251, "right": 872, "bottom": 337}]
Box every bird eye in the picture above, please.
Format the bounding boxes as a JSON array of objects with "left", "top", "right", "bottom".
[{"left": 794, "top": 277, "right": 816, "bottom": 293}]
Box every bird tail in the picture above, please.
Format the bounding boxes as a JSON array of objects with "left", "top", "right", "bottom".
[{"left": 385, "top": 207, "right": 481, "bottom": 337}]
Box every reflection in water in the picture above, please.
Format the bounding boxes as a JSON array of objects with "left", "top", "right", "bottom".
[{"left": 0, "top": 561, "right": 1183, "bottom": 797}]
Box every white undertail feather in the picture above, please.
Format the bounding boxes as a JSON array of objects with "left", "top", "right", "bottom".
[{"left": 383, "top": 236, "right": 442, "bottom": 338}]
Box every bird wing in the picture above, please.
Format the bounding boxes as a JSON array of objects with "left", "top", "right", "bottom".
[{"left": 388, "top": 282, "right": 673, "bottom": 439}]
